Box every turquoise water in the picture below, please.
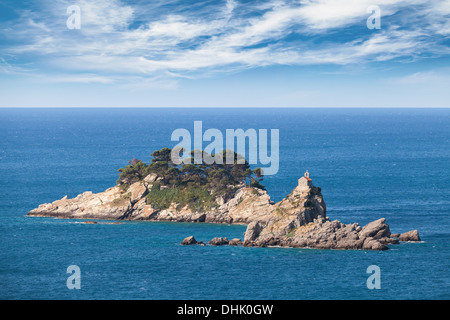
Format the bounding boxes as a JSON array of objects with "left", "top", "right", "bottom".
[{"left": 0, "top": 108, "right": 449, "bottom": 299}]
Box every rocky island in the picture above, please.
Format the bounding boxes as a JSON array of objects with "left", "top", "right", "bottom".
[{"left": 28, "top": 148, "right": 420, "bottom": 250}]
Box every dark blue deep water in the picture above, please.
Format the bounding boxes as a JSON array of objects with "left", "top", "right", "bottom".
[{"left": 0, "top": 108, "right": 449, "bottom": 300}]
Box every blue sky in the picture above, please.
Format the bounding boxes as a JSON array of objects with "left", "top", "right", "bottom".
[{"left": 0, "top": 0, "right": 449, "bottom": 107}]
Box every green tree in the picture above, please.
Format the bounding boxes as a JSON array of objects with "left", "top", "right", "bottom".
[
  {"left": 117, "top": 159, "right": 147, "bottom": 186},
  {"left": 118, "top": 147, "right": 266, "bottom": 210},
  {"left": 250, "top": 167, "right": 265, "bottom": 190},
  {"left": 147, "top": 148, "right": 176, "bottom": 184}
]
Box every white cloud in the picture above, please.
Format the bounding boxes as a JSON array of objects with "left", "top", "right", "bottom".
[
  {"left": 1, "top": 0, "right": 449, "bottom": 87},
  {"left": 296, "top": 0, "right": 426, "bottom": 30},
  {"left": 424, "top": 0, "right": 450, "bottom": 36},
  {"left": 45, "top": 74, "right": 116, "bottom": 84},
  {"left": 62, "top": 0, "right": 134, "bottom": 32},
  {"left": 391, "top": 69, "right": 450, "bottom": 86},
  {"left": 0, "top": 58, "right": 35, "bottom": 74},
  {"left": 27, "top": 19, "right": 51, "bottom": 32}
]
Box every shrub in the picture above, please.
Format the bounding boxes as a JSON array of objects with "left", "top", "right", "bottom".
[{"left": 146, "top": 182, "right": 216, "bottom": 212}]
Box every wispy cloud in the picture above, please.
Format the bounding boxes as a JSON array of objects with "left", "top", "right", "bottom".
[
  {"left": 390, "top": 69, "right": 450, "bottom": 86},
  {"left": 0, "top": 58, "right": 35, "bottom": 74},
  {"left": 44, "top": 74, "right": 117, "bottom": 84},
  {"left": 1, "top": 0, "right": 449, "bottom": 87}
]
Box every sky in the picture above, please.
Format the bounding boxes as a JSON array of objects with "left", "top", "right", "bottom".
[{"left": 0, "top": 0, "right": 449, "bottom": 108}]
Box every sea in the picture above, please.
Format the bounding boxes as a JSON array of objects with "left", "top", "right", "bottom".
[{"left": 0, "top": 108, "right": 449, "bottom": 300}]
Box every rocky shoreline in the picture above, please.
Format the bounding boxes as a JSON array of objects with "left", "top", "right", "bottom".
[
  {"left": 27, "top": 173, "right": 275, "bottom": 224},
  {"left": 28, "top": 172, "right": 420, "bottom": 250},
  {"left": 182, "top": 221, "right": 421, "bottom": 250}
]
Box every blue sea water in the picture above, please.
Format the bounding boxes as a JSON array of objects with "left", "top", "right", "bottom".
[{"left": 0, "top": 107, "right": 449, "bottom": 300}]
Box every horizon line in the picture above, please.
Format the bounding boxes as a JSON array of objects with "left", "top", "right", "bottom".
[{"left": 1, "top": 106, "right": 449, "bottom": 109}]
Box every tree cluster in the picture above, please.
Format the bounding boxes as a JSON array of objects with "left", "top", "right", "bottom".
[{"left": 117, "top": 147, "right": 266, "bottom": 196}]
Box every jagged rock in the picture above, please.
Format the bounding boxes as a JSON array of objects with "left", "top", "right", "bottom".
[
  {"left": 209, "top": 237, "right": 229, "bottom": 246},
  {"left": 359, "top": 218, "right": 391, "bottom": 239},
  {"left": 391, "top": 233, "right": 400, "bottom": 238},
  {"left": 228, "top": 238, "right": 242, "bottom": 246},
  {"left": 247, "top": 217, "right": 389, "bottom": 250},
  {"left": 247, "top": 216, "right": 392, "bottom": 251},
  {"left": 181, "top": 236, "right": 198, "bottom": 245},
  {"left": 243, "top": 221, "right": 263, "bottom": 244},
  {"left": 399, "top": 230, "right": 421, "bottom": 242},
  {"left": 362, "top": 238, "right": 388, "bottom": 251},
  {"left": 379, "top": 237, "right": 399, "bottom": 245},
  {"left": 27, "top": 180, "right": 148, "bottom": 220},
  {"left": 143, "top": 173, "right": 159, "bottom": 184},
  {"left": 244, "top": 176, "right": 327, "bottom": 248},
  {"left": 243, "top": 181, "right": 395, "bottom": 251}
]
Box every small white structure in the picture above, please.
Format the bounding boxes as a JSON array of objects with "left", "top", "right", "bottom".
[{"left": 297, "top": 170, "right": 312, "bottom": 190}]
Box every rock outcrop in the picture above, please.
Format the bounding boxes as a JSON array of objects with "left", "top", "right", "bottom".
[
  {"left": 399, "top": 230, "right": 421, "bottom": 242},
  {"left": 28, "top": 172, "right": 418, "bottom": 251},
  {"left": 243, "top": 217, "right": 392, "bottom": 250},
  {"left": 181, "top": 237, "right": 242, "bottom": 246},
  {"left": 228, "top": 238, "right": 243, "bottom": 246},
  {"left": 244, "top": 221, "right": 264, "bottom": 242},
  {"left": 28, "top": 174, "right": 156, "bottom": 220},
  {"left": 209, "top": 237, "right": 229, "bottom": 246},
  {"left": 244, "top": 176, "right": 326, "bottom": 238},
  {"left": 181, "top": 236, "right": 198, "bottom": 245},
  {"left": 28, "top": 173, "right": 274, "bottom": 224},
  {"left": 241, "top": 176, "right": 406, "bottom": 251}
]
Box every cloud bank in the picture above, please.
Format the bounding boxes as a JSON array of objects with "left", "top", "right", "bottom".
[{"left": 1, "top": 0, "right": 449, "bottom": 87}]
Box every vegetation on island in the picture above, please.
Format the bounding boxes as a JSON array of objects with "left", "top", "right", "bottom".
[{"left": 117, "top": 147, "right": 265, "bottom": 212}]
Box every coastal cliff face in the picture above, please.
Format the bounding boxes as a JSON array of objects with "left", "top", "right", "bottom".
[
  {"left": 28, "top": 173, "right": 326, "bottom": 226},
  {"left": 27, "top": 173, "right": 275, "bottom": 224},
  {"left": 28, "top": 173, "right": 418, "bottom": 250}
]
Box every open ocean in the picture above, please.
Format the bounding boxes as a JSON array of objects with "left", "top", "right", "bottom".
[{"left": 0, "top": 108, "right": 449, "bottom": 300}]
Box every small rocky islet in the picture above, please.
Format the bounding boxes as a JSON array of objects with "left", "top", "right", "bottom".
[
  {"left": 28, "top": 148, "right": 421, "bottom": 251},
  {"left": 181, "top": 173, "right": 421, "bottom": 250}
]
